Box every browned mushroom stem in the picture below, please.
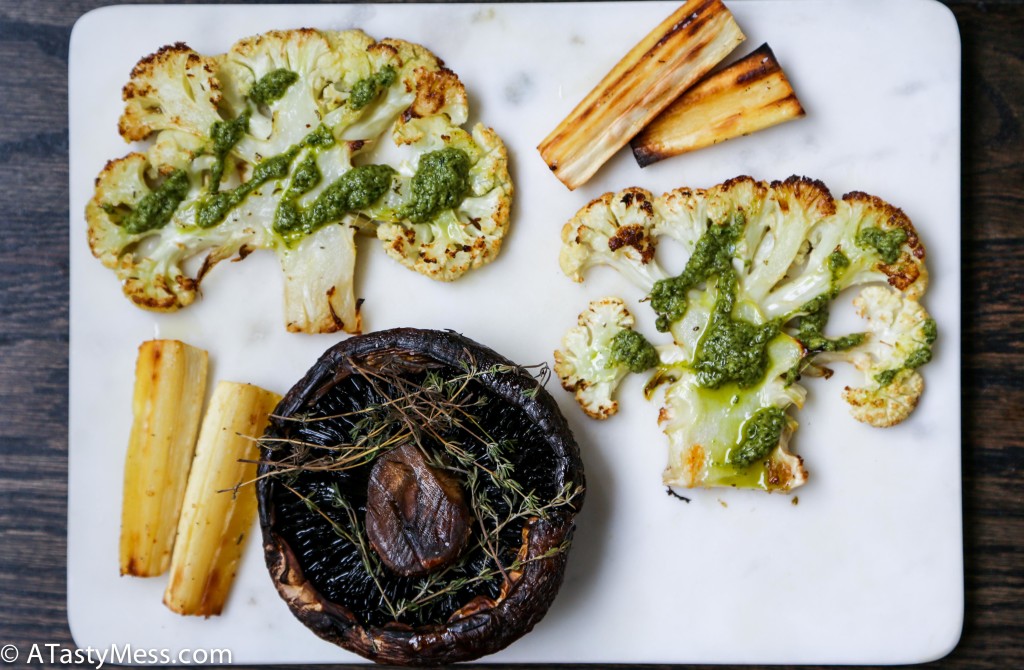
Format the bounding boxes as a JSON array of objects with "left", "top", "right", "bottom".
[{"left": 366, "top": 444, "right": 471, "bottom": 577}]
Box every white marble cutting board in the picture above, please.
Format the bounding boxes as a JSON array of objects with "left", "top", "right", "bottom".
[{"left": 68, "top": 0, "right": 962, "bottom": 664}]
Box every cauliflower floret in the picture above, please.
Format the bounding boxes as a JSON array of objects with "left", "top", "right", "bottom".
[
  {"left": 553, "top": 297, "right": 649, "bottom": 420},
  {"left": 221, "top": 29, "right": 347, "bottom": 156},
  {"left": 559, "top": 187, "right": 668, "bottom": 290},
  {"left": 86, "top": 139, "right": 267, "bottom": 311},
  {"left": 655, "top": 177, "right": 774, "bottom": 259},
  {"left": 556, "top": 176, "right": 936, "bottom": 492},
  {"left": 758, "top": 186, "right": 928, "bottom": 320},
  {"left": 374, "top": 122, "right": 512, "bottom": 281},
  {"left": 87, "top": 153, "right": 154, "bottom": 269},
  {"left": 739, "top": 176, "right": 836, "bottom": 308},
  {"left": 119, "top": 43, "right": 224, "bottom": 142},
  {"left": 824, "top": 286, "right": 937, "bottom": 427},
  {"left": 146, "top": 130, "right": 208, "bottom": 171},
  {"left": 86, "top": 29, "right": 511, "bottom": 333},
  {"left": 87, "top": 152, "right": 205, "bottom": 311},
  {"left": 843, "top": 368, "right": 924, "bottom": 429},
  {"left": 839, "top": 192, "right": 928, "bottom": 299}
]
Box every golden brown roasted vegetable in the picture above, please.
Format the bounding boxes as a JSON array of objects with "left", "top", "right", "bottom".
[
  {"left": 119, "top": 340, "right": 209, "bottom": 577},
  {"left": 632, "top": 43, "right": 805, "bottom": 167},
  {"left": 163, "top": 381, "right": 281, "bottom": 616},
  {"left": 538, "top": 0, "right": 745, "bottom": 189}
]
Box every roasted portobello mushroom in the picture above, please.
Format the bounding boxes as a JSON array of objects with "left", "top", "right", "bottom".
[{"left": 256, "top": 329, "right": 585, "bottom": 665}]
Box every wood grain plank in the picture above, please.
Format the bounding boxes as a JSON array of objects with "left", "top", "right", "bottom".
[{"left": 954, "top": 4, "right": 1024, "bottom": 670}]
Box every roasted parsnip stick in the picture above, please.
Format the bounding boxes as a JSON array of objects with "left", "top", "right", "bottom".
[
  {"left": 119, "top": 340, "right": 209, "bottom": 577},
  {"left": 163, "top": 381, "right": 281, "bottom": 616},
  {"left": 632, "top": 44, "right": 805, "bottom": 167},
  {"left": 538, "top": 0, "right": 745, "bottom": 189}
]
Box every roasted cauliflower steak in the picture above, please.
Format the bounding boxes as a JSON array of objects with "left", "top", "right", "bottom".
[
  {"left": 87, "top": 29, "right": 512, "bottom": 334},
  {"left": 555, "top": 176, "right": 936, "bottom": 492}
]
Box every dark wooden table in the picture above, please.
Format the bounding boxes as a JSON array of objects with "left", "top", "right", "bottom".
[{"left": 1, "top": 1, "right": 1020, "bottom": 668}]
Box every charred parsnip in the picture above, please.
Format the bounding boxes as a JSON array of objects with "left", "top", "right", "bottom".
[
  {"left": 119, "top": 340, "right": 209, "bottom": 577},
  {"left": 538, "top": 0, "right": 745, "bottom": 189},
  {"left": 632, "top": 44, "right": 805, "bottom": 167},
  {"left": 163, "top": 381, "right": 281, "bottom": 616}
]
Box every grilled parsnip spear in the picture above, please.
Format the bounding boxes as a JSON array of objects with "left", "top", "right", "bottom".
[
  {"left": 120, "top": 339, "right": 209, "bottom": 577},
  {"left": 163, "top": 381, "right": 281, "bottom": 616},
  {"left": 631, "top": 44, "right": 805, "bottom": 167},
  {"left": 538, "top": 0, "right": 744, "bottom": 190}
]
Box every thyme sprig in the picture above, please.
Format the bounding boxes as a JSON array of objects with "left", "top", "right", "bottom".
[{"left": 259, "top": 359, "right": 550, "bottom": 478}]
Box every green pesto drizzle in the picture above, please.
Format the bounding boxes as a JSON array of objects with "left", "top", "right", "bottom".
[
  {"left": 401, "top": 148, "right": 472, "bottom": 223},
  {"left": 349, "top": 66, "right": 397, "bottom": 110},
  {"left": 272, "top": 154, "right": 320, "bottom": 237},
  {"left": 608, "top": 329, "right": 659, "bottom": 373},
  {"left": 305, "top": 164, "right": 395, "bottom": 227},
  {"left": 874, "top": 318, "right": 938, "bottom": 388},
  {"left": 249, "top": 69, "right": 299, "bottom": 107},
  {"left": 792, "top": 257, "right": 866, "bottom": 353},
  {"left": 290, "top": 154, "right": 322, "bottom": 194},
  {"left": 196, "top": 124, "right": 336, "bottom": 230},
  {"left": 190, "top": 111, "right": 470, "bottom": 239},
  {"left": 196, "top": 149, "right": 297, "bottom": 229},
  {"left": 649, "top": 212, "right": 744, "bottom": 332},
  {"left": 789, "top": 249, "right": 864, "bottom": 374},
  {"left": 274, "top": 163, "right": 395, "bottom": 245},
  {"left": 728, "top": 406, "right": 786, "bottom": 468},
  {"left": 692, "top": 269, "right": 780, "bottom": 389},
  {"left": 121, "top": 169, "right": 190, "bottom": 234},
  {"left": 302, "top": 123, "right": 336, "bottom": 149},
  {"left": 208, "top": 112, "right": 250, "bottom": 192},
  {"left": 856, "top": 226, "right": 907, "bottom": 264},
  {"left": 793, "top": 299, "right": 866, "bottom": 353},
  {"left": 649, "top": 212, "right": 779, "bottom": 390}
]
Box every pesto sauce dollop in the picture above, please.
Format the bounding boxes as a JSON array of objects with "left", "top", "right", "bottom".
[
  {"left": 692, "top": 269, "right": 780, "bottom": 389},
  {"left": 121, "top": 169, "right": 190, "bottom": 234},
  {"left": 608, "top": 329, "right": 660, "bottom": 373},
  {"left": 401, "top": 148, "right": 472, "bottom": 223},
  {"left": 302, "top": 123, "right": 335, "bottom": 149},
  {"left": 728, "top": 406, "right": 786, "bottom": 469},
  {"left": 856, "top": 226, "right": 907, "bottom": 264},
  {"left": 349, "top": 66, "right": 397, "bottom": 110},
  {"left": 249, "top": 69, "right": 299, "bottom": 107}
]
